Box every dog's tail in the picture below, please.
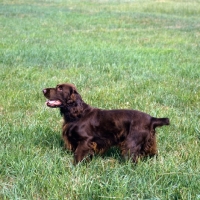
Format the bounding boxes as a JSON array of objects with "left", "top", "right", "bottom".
[{"left": 151, "top": 117, "right": 170, "bottom": 130}]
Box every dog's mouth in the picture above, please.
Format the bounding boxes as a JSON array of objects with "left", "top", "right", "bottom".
[{"left": 46, "top": 100, "right": 62, "bottom": 108}]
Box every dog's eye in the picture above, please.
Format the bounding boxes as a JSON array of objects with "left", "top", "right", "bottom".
[{"left": 57, "top": 85, "right": 63, "bottom": 91}]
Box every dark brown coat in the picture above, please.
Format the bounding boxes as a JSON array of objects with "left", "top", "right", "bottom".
[{"left": 43, "top": 83, "right": 169, "bottom": 164}]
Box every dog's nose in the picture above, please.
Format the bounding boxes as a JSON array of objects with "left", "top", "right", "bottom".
[{"left": 43, "top": 89, "right": 47, "bottom": 94}]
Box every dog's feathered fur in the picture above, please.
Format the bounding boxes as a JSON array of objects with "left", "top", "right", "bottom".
[{"left": 43, "top": 83, "right": 169, "bottom": 164}]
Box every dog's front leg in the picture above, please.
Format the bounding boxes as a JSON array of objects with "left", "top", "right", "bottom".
[{"left": 74, "top": 140, "right": 94, "bottom": 164}]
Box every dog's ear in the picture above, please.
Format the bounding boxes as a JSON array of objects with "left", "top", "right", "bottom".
[
  {"left": 67, "top": 83, "right": 77, "bottom": 94},
  {"left": 71, "top": 85, "right": 78, "bottom": 94},
  {"left": 67, "top": 85, "right": 81, "bottom": 104}
]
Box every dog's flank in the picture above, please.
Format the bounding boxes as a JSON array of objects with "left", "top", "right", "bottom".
[{"left": 43, "top": 83, "right": 170, "bottom": 164}]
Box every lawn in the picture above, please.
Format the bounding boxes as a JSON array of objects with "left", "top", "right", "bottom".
[{"left": 0, "top": 0, "right": 200, "bottom": 199}]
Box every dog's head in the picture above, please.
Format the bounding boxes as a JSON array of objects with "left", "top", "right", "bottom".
[{"left": 42, "top": 83, "right": 79, "bottom": 108}]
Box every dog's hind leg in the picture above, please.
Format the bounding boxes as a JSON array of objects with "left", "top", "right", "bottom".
[{"left": 120, "top": 141, "right": 141, "bottom": 163}]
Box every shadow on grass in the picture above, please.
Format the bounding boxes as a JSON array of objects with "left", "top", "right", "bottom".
[
  {"left": 33, "top": 127, "right": 63, "bottom": 149},
  {"left": 102, "top": 147, "right": 122, "bottom": 160},
  {"left": 99, "top": 146, "right": 157, "bottom": 165}
]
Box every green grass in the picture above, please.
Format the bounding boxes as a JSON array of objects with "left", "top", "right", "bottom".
[{"left": 0, "top": 0, "right": 200, "bottom": 199}]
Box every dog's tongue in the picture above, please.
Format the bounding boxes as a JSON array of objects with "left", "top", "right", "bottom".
[{"left": 46, "top": 100, "right": 62, "bottom": 107}]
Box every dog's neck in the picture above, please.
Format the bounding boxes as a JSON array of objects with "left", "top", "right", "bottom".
[{"left": 60, "top": 100, "right": 91, "bottom": 123}]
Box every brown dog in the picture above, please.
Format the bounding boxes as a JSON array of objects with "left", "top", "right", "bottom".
[{"left": 43, "top": 83, "right": 169, "bottom": 164}]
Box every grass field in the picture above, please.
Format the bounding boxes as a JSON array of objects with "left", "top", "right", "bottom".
[{"left": 0, "top": 0, "right": 200, "bottom": 199}]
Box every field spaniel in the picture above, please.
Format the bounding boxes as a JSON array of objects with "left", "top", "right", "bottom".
[{"left": 43, "top": 83, "right": 169, "bottom": 164}]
